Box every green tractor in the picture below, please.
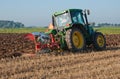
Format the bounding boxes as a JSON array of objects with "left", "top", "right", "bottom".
[
  {"left": 46, "top": 9, "right": 106, "bottom": 52},
  {"left": 26, "top": 9, "right": 106, "bottom": 53}
]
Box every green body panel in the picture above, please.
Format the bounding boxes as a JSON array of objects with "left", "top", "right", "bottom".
[
  {"left": 45, "top": 29, "right": 57, "bottom": 35},
  {"left": 45, "top": 28, "right": 67, "bottom": 49}
]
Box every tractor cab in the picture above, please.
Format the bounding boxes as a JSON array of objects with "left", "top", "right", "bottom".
[{"left": 52, "top": 9, "right": 90, "bottom": 32}]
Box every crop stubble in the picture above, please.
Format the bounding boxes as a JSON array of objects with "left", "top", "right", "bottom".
[{"left": 0, "top": 49, "right": 120, "bottom": 79}]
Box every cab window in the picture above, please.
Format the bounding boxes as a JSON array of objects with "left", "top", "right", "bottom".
[{"left": 71, "top": 11, "right": 84, "bottom": 24}]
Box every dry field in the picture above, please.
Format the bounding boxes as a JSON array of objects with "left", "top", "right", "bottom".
[
  {"left": 0, "top": 48, "right": 120, "bottom": 79},
  {"left": 0, "top": 34, "right": 120, "bottom": 79}
]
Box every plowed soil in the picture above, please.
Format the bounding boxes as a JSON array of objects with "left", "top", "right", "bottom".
[
  {"left": 0, "top": 33, "right": 36, "bottom": 58},
  {"left": 0, "top": 33, "right": 120, "bottom": 58},
  {"left": 106, "top": 34, "right": 120, "bottom": 46}
]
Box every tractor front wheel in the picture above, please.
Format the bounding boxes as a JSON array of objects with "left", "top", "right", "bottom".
[
  {"left": 93, "top": 32, "right": 106, "bottom": 50},
  {"left": 65, "top": 28, "right": 86, "bottom": 52}
]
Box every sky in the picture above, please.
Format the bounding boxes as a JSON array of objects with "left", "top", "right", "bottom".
[{"left": 0, "top": 0, "right": 120, "bottom": 26}]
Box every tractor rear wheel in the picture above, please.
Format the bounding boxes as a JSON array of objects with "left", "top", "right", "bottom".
[
  {"left": 65, "top": 28, "right": 86, "bottom": 52},
  {"left": 93, "top": 32, "right": 106, "bottom": 50}
]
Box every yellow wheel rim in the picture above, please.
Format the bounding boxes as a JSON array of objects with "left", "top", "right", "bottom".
[
  {"left": 97, "top": 35, "right": 105, "bottom": 47},
  {"left": 72, "top": 31, "right": 84, "bottom": 49}
]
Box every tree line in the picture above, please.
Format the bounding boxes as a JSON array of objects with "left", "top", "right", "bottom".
[
  {"left": 0, "top": 20, "right": 24, "bottom": 28},
  {"left": 97, "top": 23, "right": 120, "bottom": 27}
]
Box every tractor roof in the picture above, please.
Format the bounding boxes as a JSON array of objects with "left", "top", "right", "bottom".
[{"left": 53, "top": 9, "right": 83, "bottom": 16}]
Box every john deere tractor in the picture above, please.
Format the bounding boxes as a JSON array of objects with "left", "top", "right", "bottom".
[
  {"left": 26, "top": 9, "right": 106, "bottom": 53},
  {"left": 47, "top": 9, "right": 106, "bottom": 52}
]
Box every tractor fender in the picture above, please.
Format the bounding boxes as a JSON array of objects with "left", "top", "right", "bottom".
[{"left": 71, "top": 23, "right": 87, "bottom": 35}]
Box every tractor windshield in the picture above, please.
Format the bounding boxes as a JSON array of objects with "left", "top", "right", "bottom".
[{"left": 55, "top": 12, "right": 71, "bottom": 27}]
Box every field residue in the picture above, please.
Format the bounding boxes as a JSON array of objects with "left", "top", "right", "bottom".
[{"left": 0, "top": 49, "right": 120, "bottom": 79}]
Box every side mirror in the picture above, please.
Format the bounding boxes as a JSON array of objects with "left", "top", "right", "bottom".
[
  {"left": 84, "top": 9, "right": 90, "bottom": 15},
  {"left": 87, "top": 10, "right": 90, "bottom": 15}
]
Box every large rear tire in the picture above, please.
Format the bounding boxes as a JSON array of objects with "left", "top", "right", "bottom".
[
  {"left": 65, "top": 28, "right": 86, "bottom": 52},
  {"left": 93, "top": 32, "right": 106, "bottom": 50}
]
